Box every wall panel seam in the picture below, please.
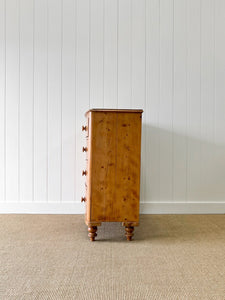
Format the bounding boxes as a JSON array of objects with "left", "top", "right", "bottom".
[
  {"left": 18, "top": 0, "right": 21, "bottom": 203},
  {"left": 4, "top": 0, "right": 6, "bottom": 202},
  {"left": 32, "top": 0, "right": 35, "bottom": 203},
  {"left": 46, "top": 0, "right": 49, "bottom": 203}
]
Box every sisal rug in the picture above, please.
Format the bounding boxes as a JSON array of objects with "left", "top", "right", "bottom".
[{"left": 0, "top": 214, "right": 224, "bottom": 299}]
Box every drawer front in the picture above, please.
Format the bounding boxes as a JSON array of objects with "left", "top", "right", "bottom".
[{"left": 82, "top": 115, "right": 92, "bottom": 223}]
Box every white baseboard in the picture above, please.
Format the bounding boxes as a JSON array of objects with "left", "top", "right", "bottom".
[
  {"left": 140, "top": 202, "right": 225, "bottom": 214},
  {"left": 0, "top": 203, "right": 85, "bottom": 214},
  {"left": 0, "top": 202, "right": 225, "bottom": 214}
]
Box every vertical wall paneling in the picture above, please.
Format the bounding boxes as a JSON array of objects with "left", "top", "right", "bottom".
[
  {"left": 75, "top": 0, "right": 90, "bottom": 203},
  {"left": 20, "top": 0, "right": 34, "bottom": 202},
  {"left": 47, "top": 0, "right": 62, "bottom": 202},
  {"left": 146, "top": 0, "right": 160, "bottom": 203},
  {"left": 187, "top": 0, "right": 201, "bottom": 202},
  {"left": 131, "top": 0, "right": 145, "bottom": 109},
  {"left": 0, "top": 0, "right": 5, "bottom": 201},
  {"left": 1, "top": 0, "right": 225, "bottom": 213},
  {"left": 159, "top": 0, "right": 173, "bottom": 202},
  {"left": 33, "top": 0, "right": 48, "bottom": 202},
  {"left": 201, "top": 0, "right": 215, "bottom": 201},
  {"left": 173, "top": 0, "right": 187, "bottom": 201},
  {"left": 215, "top": 0, "right": 225, "bottom": 201},
  {"left": 104, "top": 0, "right": 118, "bottom": 108},
  {"left": 5, "top": 0, "right": 20, "bottom": 202},
  {"left": 90, "top": 0, "right": 104, "bottom": 108},
  {"left": 118, "top": 0, "right": 131, "bottom": 108},
  {"left": 61, "top": 0, "right": 76, "bottom": 202}
]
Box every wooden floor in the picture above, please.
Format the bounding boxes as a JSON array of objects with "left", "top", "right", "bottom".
[{"left": 0, "top": 214, "right": 224, "bottom": 299}]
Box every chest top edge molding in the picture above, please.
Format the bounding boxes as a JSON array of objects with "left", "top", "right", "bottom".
[{"left": 85, "top": 108, "right": 143, "bottom": 117}]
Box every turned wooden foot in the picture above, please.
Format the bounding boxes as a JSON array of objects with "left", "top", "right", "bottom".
[
  {"left": 88, "top": 226, "right": 98, "bottom": 241},
  {"left": 125, "top": 226, "right": 134, "bottom": 241}
]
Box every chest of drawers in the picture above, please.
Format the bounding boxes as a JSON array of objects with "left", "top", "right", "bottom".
[{"left": 81, "top": 109, "right": 143, "bottom": 241}]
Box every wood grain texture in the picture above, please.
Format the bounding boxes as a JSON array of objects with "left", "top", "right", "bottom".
[{"left": 85, "top": 110, "right": 142, "bottom": 225}]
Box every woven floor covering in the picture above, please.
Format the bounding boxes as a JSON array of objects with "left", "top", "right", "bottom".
[{"left": 0, "top": 214, "right": 224, "bottom": 300}]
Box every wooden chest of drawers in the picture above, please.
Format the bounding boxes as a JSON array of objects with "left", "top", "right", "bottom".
[{"left": 81, "top": 109, "right": 143, "bottom": 241}]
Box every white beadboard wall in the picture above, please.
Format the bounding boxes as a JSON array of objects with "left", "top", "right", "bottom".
[{"left": 0, "top": 0, "right": 225, "bottom": 214}]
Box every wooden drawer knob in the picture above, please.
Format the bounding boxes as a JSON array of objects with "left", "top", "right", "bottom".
[
  {"left": 81, "top": 197, "right": 86, "bottom": 202},
  {"left": 82, "top": 147, "right": 88, "bottom": 152},
  {"left": 82, "top": 170, "right": 87, "bottom": 176},
  {"left": 82, "top": 125, "right": 87, "bottom": 131}
]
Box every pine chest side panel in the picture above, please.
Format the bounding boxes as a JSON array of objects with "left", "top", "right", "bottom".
[{"left": 86, "top": 111, "right": 142, "bottom": 224}]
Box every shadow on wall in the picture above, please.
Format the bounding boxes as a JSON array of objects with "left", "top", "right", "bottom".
[{"left": 141, "top": 124, "right": 225, "bottom": 202}]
